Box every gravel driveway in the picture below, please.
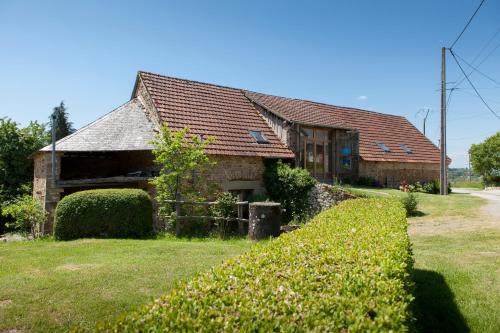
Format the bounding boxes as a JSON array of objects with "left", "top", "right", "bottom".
[{"left": 409, "top": 188, "right": 500, "bottom": 236}]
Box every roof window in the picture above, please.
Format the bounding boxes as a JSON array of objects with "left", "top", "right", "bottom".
[
  {"left": 376, "top": 142, "right": 391, "bottom": 153},
  {"left": 400, "top": 144, "right": 412, "bottom": 154},
  {"left": 250, "top": 130, "right": 269, "bottom": 144}
]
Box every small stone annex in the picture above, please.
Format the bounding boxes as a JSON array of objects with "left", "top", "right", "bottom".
[{"left": 32, "top": 71, "right": 447, "bottom": 231}]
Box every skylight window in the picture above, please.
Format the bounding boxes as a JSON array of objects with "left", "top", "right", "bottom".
[
  {"left": 376, "top": 142, "right": 391, "bottom": 153},
  {"left": 400, "top": 144, "right": 412, "bottom": 154},
  {"left": 249, "top": 130, "right": 269, "bottom": 144}
]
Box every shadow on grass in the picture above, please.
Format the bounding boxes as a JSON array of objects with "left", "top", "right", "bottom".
[
  {"left": 413, "top": 269, "right": 469, "bottom": 333},
  {"left": 409, "top": 210, "right": 427, "bottom": 217}
]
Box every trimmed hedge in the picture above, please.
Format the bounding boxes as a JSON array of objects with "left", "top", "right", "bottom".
[
  {"left": 54, "top": 189, "right": 153, "bottom": 240},
  {"left": 95, "top": 198, "right": 414, "bottom": 332}
]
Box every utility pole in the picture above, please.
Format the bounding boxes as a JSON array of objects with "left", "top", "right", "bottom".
[{"left": 440, "top": 47, "right": 448, "bottom": 195}]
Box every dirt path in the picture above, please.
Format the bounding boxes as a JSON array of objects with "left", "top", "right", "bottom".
[{"left": 409, "top": 188, "right": 500, "bottom": 236}]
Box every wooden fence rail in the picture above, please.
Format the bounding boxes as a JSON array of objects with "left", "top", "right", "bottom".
[{"left": 164, "top": 199, "right": 249, "bottom": 236}]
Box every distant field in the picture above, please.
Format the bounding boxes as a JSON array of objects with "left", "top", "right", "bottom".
[{"left": 451, "top": 180, "right": 485, "bottom": 189}]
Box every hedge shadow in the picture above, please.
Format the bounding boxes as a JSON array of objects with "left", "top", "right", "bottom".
[{"left": 413, "top": 269, "right": 469, "bottom": 333}]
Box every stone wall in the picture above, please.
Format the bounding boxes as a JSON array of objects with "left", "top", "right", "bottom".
[
  {"left": 206, "top": 155, "right": 266, "bottom": 194},
  {"left": 134, "top": 77, "right": 161, "bottom": 129},
  {"left": 359, "top": 160, "right": 440, "bottom": 188},
  {"left": 32, "top": 152, "right": 63, "bottom": 233},
  {"left": 307, "top": 183, "right": 356, "bottom": 217}
]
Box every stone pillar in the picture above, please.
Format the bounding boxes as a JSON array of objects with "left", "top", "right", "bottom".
[
  {"left": 33, "top": 152, "right": 63, "bottom": 234},
  {"left": 248, "top": 202, "right": 281, "bottom": 240}
]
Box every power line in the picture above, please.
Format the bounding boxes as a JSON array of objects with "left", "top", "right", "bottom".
[
  {"left": 449, "top": 48, "right": 500, "bottom": 120},
  {"left": 450, "top": 0, "right": 486, "bottom": 49},
  {"left": 452, "top": 40, "right": 500, "bottom": 88},
  {"left": 469, "top": 25, "right": 500, "bottom": 63},
  {"left": 453, "top": 52, "right": 500, "bottom": 86}
]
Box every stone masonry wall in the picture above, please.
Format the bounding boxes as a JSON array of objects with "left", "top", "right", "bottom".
[
  {"left": 206, "top": 155, "right": 266, "bottom": 194},
  {"left": 33, "top": 152, "right": 63, "bottom": 233},
  {"left": 359, "top": 160, "right": 440, "bottom": 188}
]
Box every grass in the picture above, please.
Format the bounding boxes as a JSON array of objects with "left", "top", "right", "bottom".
[
  {"left": 412, "top": 231, "right": 500, "bottom": 333},
  {"left": 451, "top": 180, "right": 485, "bottom": 189},
  {"left": 348, "top": 186, "right": 485, "bottom": 221},
  {"left": 0, "top": 236, "right": 252, "bottom": 332},
  {"left": 350, "top": 185, "right": 499, "bottom": 332}
]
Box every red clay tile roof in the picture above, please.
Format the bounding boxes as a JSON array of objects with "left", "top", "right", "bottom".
[
  {"left": 244, "top": 91, "right": 443, "bottom": 163},
  {"left": 138, "top": 71, "right": 444, "bottom": 164},
  {"left": 137, "top": 72, "right": 295, "bottom": 158}
]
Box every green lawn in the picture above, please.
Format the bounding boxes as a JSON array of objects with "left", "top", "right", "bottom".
[
  {"left": 412, "top": 231, "right": 500, "bottom": 333},
  {"left": 351, "top": 186, "right": 499, "bottom": 332},
  {"left": 0, "top": 236, "right": 252, "bottom": 332},
  {"left": 349, "top": 186, "right": 485, "bottom": 221}
]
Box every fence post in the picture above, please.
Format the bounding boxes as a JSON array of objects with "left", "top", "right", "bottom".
[
  {"left": 175, "top": 194, "right": 181, "bottom": 237},
  {"left": 237, "top": 203, "right": 245, "bottom": 236}
]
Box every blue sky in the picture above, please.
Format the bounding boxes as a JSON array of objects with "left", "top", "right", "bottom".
[{"left": 1, "top": 0, "right": 499, "bottom": 167}]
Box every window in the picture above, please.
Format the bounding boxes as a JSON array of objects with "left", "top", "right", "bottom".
[
  {"left": 249, "top": 130, "right": 269, "bottom": 144},
  {"left": 376, "top": 142, "right": 391, "bottom": 153},
  {"left": 400, "top": 144, "right": 412, "bottom": 154}
]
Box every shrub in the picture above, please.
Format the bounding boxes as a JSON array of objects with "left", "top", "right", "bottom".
[
  {"left": 263, "top": 159, "right": 316, "bottom": 222},
  {"left": 209, "top": 192, "right": 237, "bottom": 238},
  {"left": 1, "top": 195, "right": 47, "bottom": 237},
  {"left": 421, "top": 180, "right": 452, "bottom": 194},
  {"left": 247, "top": 192, "right": 268, "bottom": 202},
  {"left": 401, "top": 192, "right": 418, "bottom": 216},
  {"left": 354, "top": 176, "right": 377, "bottom": 187},
  {"left": 95, "top": 198, "right": 414, "bottom": 332},
  {"left": 54, "top": 189, "right": 153, "bottom": 240}
]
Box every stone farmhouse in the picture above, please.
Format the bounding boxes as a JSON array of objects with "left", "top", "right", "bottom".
[{"left": 33, "top": 71, "right": 444, "bottom": 230}]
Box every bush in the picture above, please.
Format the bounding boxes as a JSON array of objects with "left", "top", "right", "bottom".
[
  {"left": 263, "top": 159, "right": 316, "bottom": 222},
  {"left": 95, "top": 198, "right": 414, "bottom": 332},
  {"left": 1, "top": 195, "right": 47, "bottom": 237},
  {"left": 401, "top": 192, "right": 418, "bottom": 216},
  {"left": 54, "top": 189, "right": 153, "bottom": 240},
  {"left": 421, "top": 180, "right": 452, "bottom": 194},
  {"left": 354, "top": 176, "right": 377, "bottom": 187},
  {"left": 209, "top": 192, "right": 238, "bottom": 238}
]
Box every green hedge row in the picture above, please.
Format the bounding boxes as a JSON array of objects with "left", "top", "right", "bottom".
[
  {"left": 54, "top": 189, "right": 153, "bottom": 240},
  {"left": 95, "top": 198, "right": 414, "bottom": 332}
]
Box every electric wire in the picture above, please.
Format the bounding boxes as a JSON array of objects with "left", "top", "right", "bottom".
[
  {"left": 450, "top": 0, "right": 486, "bottom": 49},
  {"left": 449, "top": 48, "right": 500, "bottom": 120},
  {"left": 452, "top": 40, "right": 500, "bottom": 88},
  {"left": 453, "top": 52, "right": 500, "bottom": 86}
]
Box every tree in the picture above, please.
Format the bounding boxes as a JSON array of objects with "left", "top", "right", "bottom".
[
  {"left": 0, "top": 118, "right": 50, "bottom": 201},
  {"left": 50, "top": 101, "right": 75, "bottom": 140},
  {"left": 2, "top": 195, "right": 47, "bottom": 237},
  {"left": 469, "top": 132, "right": 500, "bottom": 185},
  {"left": 149, "top": 124, "right": 216, "bottom": 227}
]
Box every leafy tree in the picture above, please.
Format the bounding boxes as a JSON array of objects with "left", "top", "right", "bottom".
[
  {"left": 149, "top": 124, "right": 216, "bottom": 227},
  {"left": 0, "top": 118, "right": 50, "bottom": 201},
  {"left": 1, "top": 195, "right": 47, "bottom": 237},
  {"left": 50, "top": 101, "right": 75, "bottom": 140},
  {"left": 469, "top": 132, "right": 500, "bottom": 184}
]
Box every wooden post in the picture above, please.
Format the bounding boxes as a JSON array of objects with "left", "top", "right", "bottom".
[
  {"left": 440, "top": 47, "right": 448, "bottom": 195},
  {"left": 237, "top": 202, "right": 245, "bottom": 236},
  {"left": 175, "top": 194, "right": 181, "bottom": 237}
]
